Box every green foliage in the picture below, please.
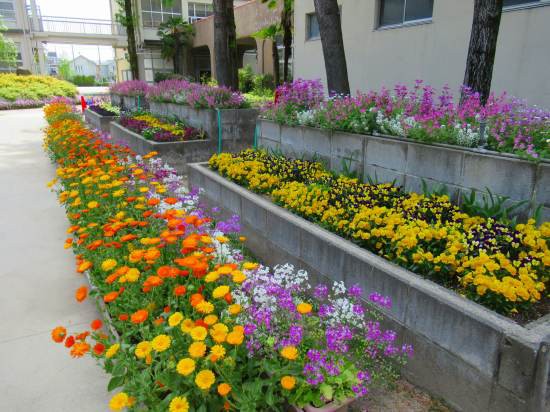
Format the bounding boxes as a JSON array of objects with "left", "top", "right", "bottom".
[
  {"left": 154, "top": 72, "right": 186, "bottom": 83},
  {"left": 70, "top": 75, "right": 96, "bottom": 86},
  {"left": 57, "top": 58, "right": 73, "bottom": 81},
  {"left": 157, "top": 17, "right": 194, "bottom": 73},
  {"left": 460, "top": 188, "right": 528, "bottom": 225},
  {"left": 238, "top": 65, "right": 254, "bottom": 92},
  {"left": 0, "top": 74, "right": 76, "bottom": 101},
  {"left": 421, "top": 179, "right": 449, "bottom": 197},
  {"left": 0, "top": 17, "right": 17, "bottom": 69}
]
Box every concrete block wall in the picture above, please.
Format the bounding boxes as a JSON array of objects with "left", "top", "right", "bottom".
[
  {"left": 258, "top": 120, "right": 550, "bottom": 221},
  {"left": 149, "top": 101, "right": 258, "bottom": 152},
  {"left": 84, "top": 108, "right": 117, "bottom": 133},
  {"left": 109, "top": 122, "right": 216, "bottom": 172},
  {"left": 188, "top": 162, "right": 550, "bottom": 412}
]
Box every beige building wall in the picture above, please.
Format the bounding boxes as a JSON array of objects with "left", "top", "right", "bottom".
[{"left": 294, "top": 0, "right": 550, "bottom": 107}]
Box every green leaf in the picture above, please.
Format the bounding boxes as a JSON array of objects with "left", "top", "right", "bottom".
[
  {"left": 107, "top": 376, "right": 125, "bottom": 392},
  {"left": 319, "top": 383, "right": 334, "bottom": 401}
]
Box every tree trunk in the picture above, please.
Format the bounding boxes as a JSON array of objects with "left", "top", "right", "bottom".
[
  {"left": 124, "top": 0, "right": 140, "bottom": 80},
  {"left": 313, "top": 0, "right": 350, "bottom": 95},
  {"left": 272, "top": 39, "right": 280, "bottom": 86},
  {"left": 282, "top": 6, "right": 292, "bottom": 82},
  {"left": 173, "top": 41, "right": 181, "bottom": 74},
  {"left": 462, "top": 0, "right": 503, "bottom": 105},
  {"left": 213, "top": 0, "right": 238, "bottom": 89}
]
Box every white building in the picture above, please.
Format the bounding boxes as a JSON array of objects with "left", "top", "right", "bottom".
[{"left": 294, "top": 0, "right": 550, "bottom": 107}]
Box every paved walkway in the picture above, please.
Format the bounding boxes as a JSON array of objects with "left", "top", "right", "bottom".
[{"left": 0, "top": 109, "right": 109, "bottom": 411}]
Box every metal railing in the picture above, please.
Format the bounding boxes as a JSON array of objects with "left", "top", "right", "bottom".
[{"left": 30, "top": 15, "right": 125, "bottom": 37}]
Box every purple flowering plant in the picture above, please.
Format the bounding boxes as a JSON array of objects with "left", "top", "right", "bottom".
[
  {"left": 233, "top": 264, "right": 411, "bottom": 408},
  {"left": 110, "top": 80, "right": 151, "bottom": 96},
  {"left": 146, "top": 79, "right": 247, "bottom": 109},
  {"left": 262, "top": 80, "right": 550, "bottom": 159}
]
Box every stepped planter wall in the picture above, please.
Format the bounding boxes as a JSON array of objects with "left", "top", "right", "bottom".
[
  {"left": 188, "top": 162, "right": 550, "bottom": 412},
  {"left": 149, "top": 101, "right": 258, "bottom": 152},
  {"left": 110, "top": 122, "right": 216, "bottom": 172},
  {"left": 111, "top": 94, "right": 148, "bottom": 111},
  {"left": 84, "top": 108, "right": 117, "bottom": 133},
  {"left": 258, "top": 119, "right": 550, "bottom": 221}
]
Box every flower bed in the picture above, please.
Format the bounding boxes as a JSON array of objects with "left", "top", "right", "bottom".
[
  {"left": 119, "top": 112, "right": 205, "bottom": 143},
  {"left": 45, "top": 102, "right": 408, "bottom": 411},
  {"left": 209, "top": 150, "right": 549, "bottom": 319},
  {"left": 109, "top": 80, "right": 150, "bottom": 97},
  {"left": 89, "top": 101, "right": 121, "bottom": 117},
  {"left": 262, "top": 79, "right": 550, "bottom": 160}
]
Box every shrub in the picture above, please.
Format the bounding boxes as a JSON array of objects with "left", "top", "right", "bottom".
[
  {"left": 109, "top": 80, "right": 150, "bottom": 96},
  {"left": 70, "top": 75, "right": 96, "bottom": 86},
  {"left": 0, "top": 73, "right": 76, "bottom": 102},
  {"left": 238, "top": 65, "right": 254, "bottom": 93},
  {"left": 154, "top": 72, "right": 187, "bottom": 83}
]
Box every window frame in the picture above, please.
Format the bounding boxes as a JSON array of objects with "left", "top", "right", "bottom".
[
  {"left": 0, "top": 0, "right": 16, "bottom": 26},
  {"left": 188, "top": 2, "right": 213, "bottom": 23},
  {"left": 141, "top": 0, "right": 182, "bottom": 28},
  {"left": 503, "top": 0, "right": 550, "bottom": 12},
  {"left": 305, "top": 12, "right": 320, "bottom": 41},
  {"left": 377, "top": 0, "right": 434, "bottom": 30}
]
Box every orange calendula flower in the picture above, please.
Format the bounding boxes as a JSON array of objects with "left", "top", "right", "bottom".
[
  {"left": 90, "top": 319, "right": 103, "bottom": 330},
  {"left": 103, "top": 291, "right": 119, "bottom": 303},
  {"left": 77, "top": 260, "right": 92, "bottom": 273},
  {"left": 75, "top": 286, "right": 88, "bottom": 302},
  {"left": 131, "top": 309, "right": 149, "bottom": 324},
  {"left": 217, "top": 383, "right": 231, "bottom": 396},
  {"left": 70, "top": 341, "right": 91, "bottom": 358},
  {"left": 280, "top": 345, "right": 299, "bottom": 360},
  {"left": 296, "top": 302, "right": 312, "bottom": 314},
  {"left": 51, "top": 326, "right": 67, "bottom": 343},
  {"left": 281, "top": 376, "right": 296, "bottom": 390}
]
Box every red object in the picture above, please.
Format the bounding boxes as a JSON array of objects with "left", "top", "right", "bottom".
[
  {"left": 80, "top": 96, "right": 87, "bottom": 112},
  {"left": 274, "top": 89, "right": 280, "bottom": 104}
]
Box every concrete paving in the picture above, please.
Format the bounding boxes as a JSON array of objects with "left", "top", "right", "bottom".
[{"left": 0, "top": 108, "right": 110, "bottom": 411}]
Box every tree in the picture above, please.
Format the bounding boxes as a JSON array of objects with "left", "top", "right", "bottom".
[
  {"left": 57, "top": 58, "right": 73, "bottom": 80},
  {"left": 157, "top": 17, "right": 194, "bottom": 75},
  {"left": 253, "top": 24, "right": 280, "bottom": 86},
  {"left": 213, "top": 0, "right": 238, "bottom": 89},
  {"left": 313, "top": 0, "right": 350, "bottom": 95},
  {"left": 115, "top": 0, "right": 139, "bottom": 80},
  {"left": 0, "top": 18, "right": 17, "bottom": 71},
  {"left": 261, "top": 0, "right": 292, "bottom": 82},
  {"left": 462, "top": 0, "right": 504, "bottom": 105}
]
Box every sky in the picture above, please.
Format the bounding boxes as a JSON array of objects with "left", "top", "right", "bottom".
[{"left": 35, "top": 0, "right": 115, "bottom": 63}]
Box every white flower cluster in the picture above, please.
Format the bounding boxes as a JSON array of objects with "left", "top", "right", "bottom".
[
  {"left": 296, "top": 109, "right": 317, "bottom": 126},
  {"left": 375, "top": 110, "right": 405, "bottom": 136},
  {"left": 453, "top": 122, "right": 480, "bottom": 147}
]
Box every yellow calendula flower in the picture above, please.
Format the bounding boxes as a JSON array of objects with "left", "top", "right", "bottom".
[
  {"left": 226, "top": 330, "right": 244, "bottom": 346},
  {"left": 195, "top": 369, "right": 216, "bottom": 390},
  {"left": 180, "top": 318, "right": 195, "bottom": 333},
  {"left": 190, "top": 326, "right": 208, "bottom": 341},
  {"left": 151, "top": 335, "right": 171, "bottom": 352},
  {"left": 209, "top": 323, "right": 229, "bottom": 343},
  {"left": 210, "top": 344, "right": 226, "bottom": 361},
  {"left": 212, "top": 285, "right": 230, "bottom": 299},
  {"left": 176, "top": 358, "right": 196, "bottom": 376},
  {"left": 204, "top": 271, "right": 220, "bottom": 283},
  {"left": 196, "top": 300, "right": 214, "bottom": 314},
  {"left": 168, "top": 312, "right": 184, "bottom": 327},
  {"left": 169, "top": 396, "right": 189, "bottom": 412},
  {"left": 232, "top": 270, "right": 246, "bottom": 283},
  {"left": 216, "top": 235, "right": 229, "bottom": 243},
  {"left": 296, "top": 302, "right": 312, "bottom": 314},
  {"left": 281, "top": 376, "right": 296, "bottom": 390},
  {"left": 242, "top": 262, "right": 259, "bottom": 271},
  {"left": 109, "top": 392, "right": 128, "bottom": 411},
  {"left": 87, "top": 200, "right": 99, "bottom": 209},
  {"left": 188, "top": 341, "right": 207, "bottom": 358},
  {"left": 135, "top": 341, "right": 152, "bottom": 359},
  {"left": 105, "top": 343, "right": 120, "bottom": 359},
  {"left": 101, "top": 259, "right": 117, "bottom": 271},
  {"left": 280, "top": 345, "right": 298, "bottom": 360},
  {"left": 228, "top": 304, "right": 241, "bottom": 315},
  {"left": 204, "top": 314, "right": 218, "bottom": 325}
]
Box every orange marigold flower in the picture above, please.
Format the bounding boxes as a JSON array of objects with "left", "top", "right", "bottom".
[
  {"left": 93, "top": 342, "right": 106, "bottom": 356},
  {"left": 77, "top": 260, "right": 92, "bottom": 273},
  {"left": 131, "top": 309, "right": 149, "bottom": 324},
  {"left": 190, "top": 293, "right": 204, "bottom": 307},
  {"left": 90, "top": 319, "right": 103, "bottom": 330},
  {"left": 217, "top": 383, "right": 232, "bottom": 396},
  {"left": 70, "top": 342, "right": 90, "bottom": 358},
  {"left": 75, "top": 286, "right": 88, "bottom": 302},
  {"left": 147, "top": 198, "right": 160, "bottom": 206},
  {"left": 103, "top": 291, "right": 119, "bottom": 303},
  {"left": 64, "top": 336, "right": 75, "bottom": 348},
  {"left": 174, "top": 285, "right": 187, "bottom": 296},
  {"left": 51, "top": 326, "right": 67, "bottom": 343},
  {"left": 163, "top": 197, "right": 178, "bottom": 205}
]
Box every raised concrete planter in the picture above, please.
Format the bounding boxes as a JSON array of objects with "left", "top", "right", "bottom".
[
  {"left": 110, "top": 94, "right": 148, "bottom": 111},
  {"left": 84, "top": 108, "right": 117, "bottom": 133},
  {"left": 258, "top": 119, "right": 550, "bottom": 221},
  {"left": 188, "top": 162, "right": 550, "bottom": 412},
  {"left": 149, "top": 101, "right": 258, "bottom": 150},
  {"left": 110, "top": 122, "right": 216, "bottom": 172}
]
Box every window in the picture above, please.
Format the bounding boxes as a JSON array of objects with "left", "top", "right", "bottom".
[
  {"left": 0, "top": 1, "right": 16, "bottom": 27},
  {"left": 188, "top": 2, "right": 213, "bottom": 23},
  {"left": 141, "top": 0, "right": 182, "bottom": 28},
  {"left": 504, "top": 0, "right": 543, "bottom": 7},
  {"left": 379, "top": 0, "right": 433, "bottom": 27},
  {"left": 306, "top": 13, "right": 320, "bottom": 40}
]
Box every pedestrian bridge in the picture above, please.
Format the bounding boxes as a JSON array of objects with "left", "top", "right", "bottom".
[{"left": 30, "top": 16, "right": 127, "bottom": 47}]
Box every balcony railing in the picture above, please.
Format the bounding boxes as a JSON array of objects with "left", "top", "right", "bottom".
[{"left": 30, "top": 16, "right": 125, "bottom": 36}]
